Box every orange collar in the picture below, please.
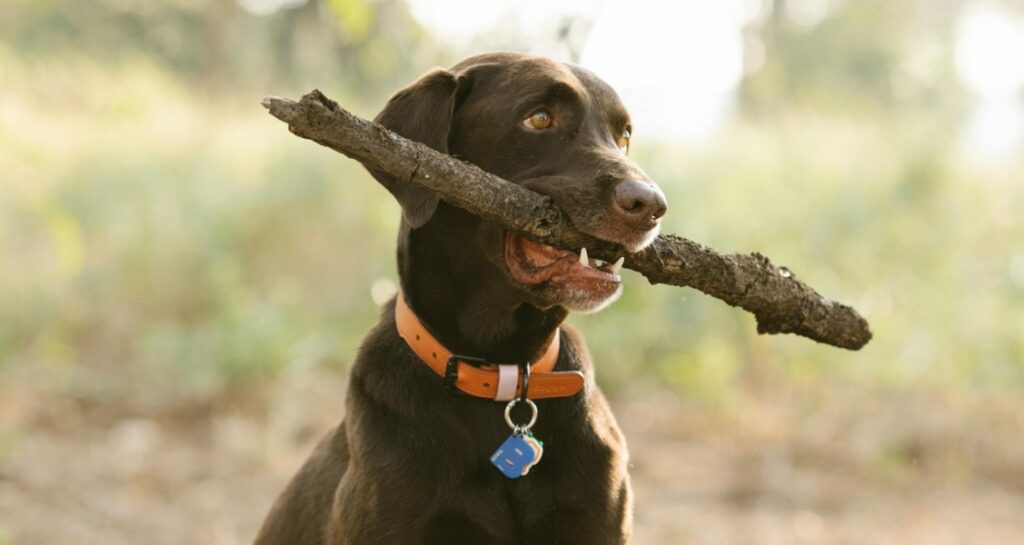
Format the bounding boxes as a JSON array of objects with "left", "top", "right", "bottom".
[{"left": 394, "top": 294, "right": 584, "bottom": 401}]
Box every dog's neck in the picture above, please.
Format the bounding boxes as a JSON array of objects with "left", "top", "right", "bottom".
[{"left": 396, "top": 208, "right": 568, "bottom": 365}]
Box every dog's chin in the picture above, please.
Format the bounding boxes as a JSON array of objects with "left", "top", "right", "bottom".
[
  {"left": 556, "top": 284, "right": 624, "bottom": 314},
  {"left": 503, "top": 231, "right": 636, "bottom": 314}
]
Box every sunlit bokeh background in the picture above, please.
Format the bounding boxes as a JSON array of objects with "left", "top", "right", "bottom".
[{"left": 2, "top": 1, "right": 1024, "bottom": 543}]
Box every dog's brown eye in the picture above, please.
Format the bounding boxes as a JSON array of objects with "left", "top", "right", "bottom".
[
  {"left": 617, "top": 128, "right": 631, "bottom": 153},
  {"left": 523, "top": 110, "right": 553, "bottom": 130}
]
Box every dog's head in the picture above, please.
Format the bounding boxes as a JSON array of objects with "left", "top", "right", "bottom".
[{"left": 373, "top": 52, "right": 666, "bottom": 315}]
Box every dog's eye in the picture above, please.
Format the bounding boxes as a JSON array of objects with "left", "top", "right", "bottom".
[
  {"left": 523, "top": 110, "right": 553, "bottom": 130},
  {"left": 617, "top": 128, "right": 631, "bottom": 153}
]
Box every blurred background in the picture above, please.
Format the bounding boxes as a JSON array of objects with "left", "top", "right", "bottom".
[{"left": 2, "top": 0, "right": 1023, "bottom": 543}]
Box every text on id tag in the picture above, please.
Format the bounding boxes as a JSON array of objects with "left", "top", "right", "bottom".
[{"left": 490, "top": 434, "right": 538, "bottom": 479}]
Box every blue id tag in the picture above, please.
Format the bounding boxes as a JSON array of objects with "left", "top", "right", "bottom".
[
  {"left": 490, "top": 433, "right": 542, "bottom": 479},
  {"left": 490, "top": 434, "right": 535, "bottom": 479}
]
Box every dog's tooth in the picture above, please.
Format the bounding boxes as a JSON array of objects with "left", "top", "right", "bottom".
[
  {"left": 579, "top": 247, "right": 589, "bottom": 267},
  {"left": 610, "top": 256, "right": 625, "bottom": 274}
]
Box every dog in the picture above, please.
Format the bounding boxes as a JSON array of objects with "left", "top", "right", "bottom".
[{"left": 254, "top": 52, "right": 667, "bottom": 545}]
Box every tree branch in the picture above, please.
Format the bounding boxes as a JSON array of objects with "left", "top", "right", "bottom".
[{"left": 262, "top": 90, "right": 872, "bottom": 350}]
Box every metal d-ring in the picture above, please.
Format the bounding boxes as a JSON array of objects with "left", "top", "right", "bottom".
[{"left": 504, "top": 398, "right": 538, "bottom": 431}]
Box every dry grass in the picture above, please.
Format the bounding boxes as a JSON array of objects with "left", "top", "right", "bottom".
[{"left": 3, "top": 369, "right": 1024, "bottom": 545}]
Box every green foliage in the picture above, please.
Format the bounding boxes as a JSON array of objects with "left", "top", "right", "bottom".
[
  {"left": 0, "top": 56, "right": 399, "bottom": 406},
  {"left": 0, "top": 0, "right": 442, "bottom": 99}
]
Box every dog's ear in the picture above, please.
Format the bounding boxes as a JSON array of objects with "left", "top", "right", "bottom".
[{"left": 372, "top": 69, "right": 465, "bottom": 228}]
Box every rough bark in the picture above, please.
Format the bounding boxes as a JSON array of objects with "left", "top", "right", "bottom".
[{"left": 262, "top": 90, "right": 872, "bottom": 350}]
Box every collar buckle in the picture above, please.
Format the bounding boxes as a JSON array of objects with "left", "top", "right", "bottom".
[{"left": 444, "top": 354, "right": 488, "bottom": 394}]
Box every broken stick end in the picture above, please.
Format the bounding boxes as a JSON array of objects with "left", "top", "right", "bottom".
[{"left": 262, "top": 96, "right": 302, "bottom": 124}]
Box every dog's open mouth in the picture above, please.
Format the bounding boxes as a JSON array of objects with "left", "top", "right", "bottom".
[{"left": 504, "top": 232, "right": 623, "bottom": 294}]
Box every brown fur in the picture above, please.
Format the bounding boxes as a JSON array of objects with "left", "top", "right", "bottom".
[{"left": 254, "top": 52, "right": 667, "bottom": 544}]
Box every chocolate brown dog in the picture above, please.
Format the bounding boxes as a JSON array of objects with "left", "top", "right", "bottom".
[{"left": 254, "top": 52, "right": 667, "bottom": 545}]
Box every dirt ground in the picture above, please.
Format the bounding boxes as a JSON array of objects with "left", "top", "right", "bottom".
[{"left": 2, "top": 371, "right": 1023, "bottom": 545}]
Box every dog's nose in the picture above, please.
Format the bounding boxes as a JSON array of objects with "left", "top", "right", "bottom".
[{"left": 612, "top": 180, "right": 667, "bottom": 230}]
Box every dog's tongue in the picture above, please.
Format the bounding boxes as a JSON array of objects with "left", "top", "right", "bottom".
[{"left": 505, "top": 232, "right": 576, "bottom": 284}]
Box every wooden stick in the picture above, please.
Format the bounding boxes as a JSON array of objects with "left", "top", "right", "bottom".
[{"left": 262, "top": 90, "right": 872, "bottom": 350}]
